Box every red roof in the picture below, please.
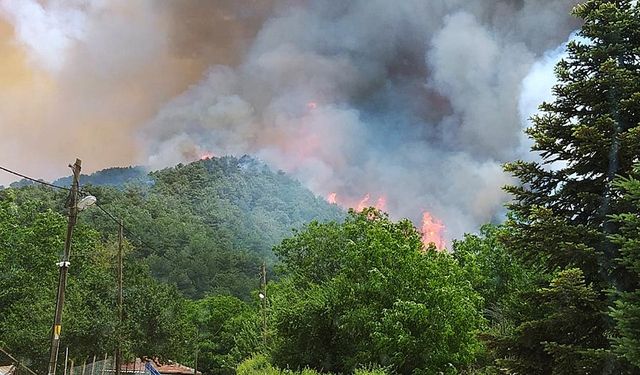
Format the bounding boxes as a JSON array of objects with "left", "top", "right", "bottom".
[
  {"left": 152, "top": 361, "right": 199, "bottom": 375},
  {"left": 122, "top": 358, "right": 200, "bottom": 375}
]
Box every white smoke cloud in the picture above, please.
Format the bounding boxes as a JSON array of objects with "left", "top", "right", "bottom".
[{"left": 0, "top": 0, "right": 96, "bottom": 73}]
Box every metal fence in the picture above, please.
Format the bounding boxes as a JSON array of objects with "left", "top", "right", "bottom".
[
  {"left": 0, "top": 348, "right": 38, "bottom": 375},
  {"left": 68, "top": 356, "right": 146, "bottom": 375}
]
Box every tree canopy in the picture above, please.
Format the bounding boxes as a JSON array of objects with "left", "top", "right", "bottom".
[{"left": 269, "top": 209, "right": 484, "bottom": 374}]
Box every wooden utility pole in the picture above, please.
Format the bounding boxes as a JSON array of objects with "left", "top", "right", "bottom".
[
  {"left": 48, "top": 159, "right": 82, "bottom": 375},
  {"left": 260, "top": 262, "right": 268, "bottom": 348},
  {"left": 115, "top": 220, "right": 124, "bottom": 375},
  {"left": 193, "top": 345, "right": 198, "bottom": 375}
]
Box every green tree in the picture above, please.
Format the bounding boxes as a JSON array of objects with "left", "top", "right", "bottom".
[
  {"left": 187, "top": 295, "right": 258, "bottom": 375},
  {"left": 453, "top": 224, "right": 535, "bottom": 312},
  {"left": 269, "top": 209, "right": 483, "bottom": 374},
  {"left": 453, "top": 225, "right": 541, "bottom": 373},
  {"left": 0, "top": 191, "right": 114, "bottom": 371},
  {"left": 610, "top": 165, "right": 640, "bottom": 367},
  {"left": 0, "top": 190, "right": 194, "bottom": 370},
  {"left": 496, "top": 0, "right": 640, "bottom": 372}
]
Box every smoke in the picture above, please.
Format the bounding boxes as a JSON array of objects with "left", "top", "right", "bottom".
[
  {"left": 0, "top": 0, "right": 273, "bottom": 182},
  {"left": 143, "top": 0, "right": 581, "bottom": 240},
  {"left": 1, "top": 0, "right": 582, "bottom": 241}
]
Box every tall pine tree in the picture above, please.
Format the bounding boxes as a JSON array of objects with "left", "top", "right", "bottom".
[
  {"left": 492, "top": 0, "right": 640, "bottom": 373},
  {"left": 610, "top": 165, "right": 640, "bottom": 367}
]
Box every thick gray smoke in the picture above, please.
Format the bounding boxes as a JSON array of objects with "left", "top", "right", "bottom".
[
  {"left": 143, "top": 0, "right": 581, "bottom": 241},
  {"left": 0, "top": 0, "right": 580, "bottom": 242},
  {"left": 0, "top": 0, "right": 273, "bottom": 183}
]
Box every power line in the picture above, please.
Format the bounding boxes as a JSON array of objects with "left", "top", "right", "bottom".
[
  {"left": 1, "top": 164, "right": 162, "bottom": 256},
  {"left": 0, "top": 165, "right": 71, "bottom": 191},
  {"left": 93, "top": 202, "right": 162, "bottom": 255}
]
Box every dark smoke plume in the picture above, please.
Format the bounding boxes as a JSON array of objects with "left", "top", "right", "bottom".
[{"left": 0, "top": 0, "right": 581, "bottom": 240}]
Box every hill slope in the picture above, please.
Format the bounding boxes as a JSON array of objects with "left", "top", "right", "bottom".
[{"left": 6, "top": 156, "right": 344, "bottom": 298}]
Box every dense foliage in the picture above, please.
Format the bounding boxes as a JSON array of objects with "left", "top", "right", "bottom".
[
  {"left": 0, "top": 156, "right": 341, "bottom": 373},
  {"left": 268, "top": 209, "right": 484, "bottom": 374},
  {"left": 236, "top": 355, "right": 388, "bottom": 375},
  {"left": 5, "top": 156, "right": 342, "bottom": 299},
  {"left": 610, "top": 165, "right": 640, "bottom": 367},
  {"left": 490, "top": 0, "right": 640, "bottom": 373},
  {"left": 0, "top": 190, "right": 192, "bottom": 373}
]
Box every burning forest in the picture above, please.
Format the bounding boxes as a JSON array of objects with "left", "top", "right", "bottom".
[
  {"left": 2, "top": 1, "right": 640, "bottom": 374},
  {"left": 0, "top": 0, "right": 583, "bottom": 244}
]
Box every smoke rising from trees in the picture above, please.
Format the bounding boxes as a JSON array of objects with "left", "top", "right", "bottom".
[{"left": 0, "top": 0, "right": 581, "bottom": 239}]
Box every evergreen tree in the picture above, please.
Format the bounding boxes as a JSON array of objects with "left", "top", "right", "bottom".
[
  {"left": 495, "top": 0, "right": 640, "bottom": 372},
  {"left": 610, "top": 165, "right": 640, "bottom": 367}
]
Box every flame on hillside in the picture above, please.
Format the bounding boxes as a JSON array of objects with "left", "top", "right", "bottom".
[
  {"left": 199, "top": 152, "right": 215, "bottom": 160},
  {"left": 421, "top": 211, "right": 446, "bottom": 250},
  {"left": 327, "top": 192, "right": 337, "bottom": 204},
  {"left": 326, "top": 192, "right": 446, "bottom": 250},
  {"left": 327, "top": 192, "right": 387, "bottom": 212}
]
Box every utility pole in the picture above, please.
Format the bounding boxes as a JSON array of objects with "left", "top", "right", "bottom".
[
  {"left": 193, "top": 342, "right": 198, "bottom": 375},
  {"left": 48, "top": 159, "right": 82, "bottom": 375},
  {"left": 115, "top": 220, "right": 124, "bottom": 375},
  {"left": 260, "top": 262, "right": 268, "bottom": 348}
]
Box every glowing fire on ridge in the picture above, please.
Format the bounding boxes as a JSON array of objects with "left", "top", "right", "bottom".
[
  {"left": 200, "top": 152, "right": 215, "bottom": 160},
  {"left": 326, "top": 192, "right": 446, "bottom": 250},
  {"left": 375, "top": 196, "right": 387, "bottom": 212},
  {"left": 327, "top": 192, "right": 337, "bottom": 204},
  {"left": 356, "top": 193, "right": 371, "bottom": 212},
  {"left": 421, "top": 211, "right": 446, "bottom": 250}
]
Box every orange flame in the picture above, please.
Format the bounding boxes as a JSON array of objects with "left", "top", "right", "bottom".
[
  {"left": 421, "top": 211, "right": 446, "bottom": 250},
  {"left": 356, "top": 193, "right": 371, "bottom": 212},
  {"left": 200, "top": 152, "right": 215, "bottom": 160},
  {"left": 327, "top": 194, "right": 445, "bottom": 248},
  {"left": 328, "top": 192, "right": 388, "bottom": 212},
  {"left": 327, "top": 192, "right": 337, "bottom": 204}
]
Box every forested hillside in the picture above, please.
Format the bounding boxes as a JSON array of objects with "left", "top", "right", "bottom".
[{"left": 4, "top": 156, "right": 343, "bottom": 299}]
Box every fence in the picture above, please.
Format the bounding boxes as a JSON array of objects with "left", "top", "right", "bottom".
[
  {"left": 68, "top": 355, "right": 146, "bottom": 375},
  {"left": 0, "top": 348, "right": 38, "bottom": 375}
]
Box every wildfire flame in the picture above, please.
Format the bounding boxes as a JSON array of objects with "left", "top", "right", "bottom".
[
  {"left": 326, "top": 192, "right": 387, "bottom": 212},
  {"left": 325, "top": 193, "right": 446, "bottom": 250},
  {"left": 421, "top": 211, "right": 446, "bottom": 250},
  {"left": 356, "top": 193, "right": 371, "bottom": 212},
  {"left": 375, "top": 196, "right": 387, "bottom": 212},
  {"left": 327, "top": 192, "right": 337, "bottom": 204},
  {"left": 200, "top": 152, "right": 215, "bottom": 160}
]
